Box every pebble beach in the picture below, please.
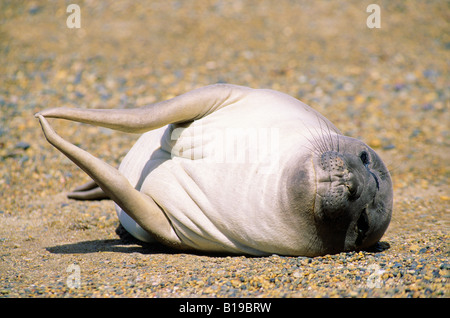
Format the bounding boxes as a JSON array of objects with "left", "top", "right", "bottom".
[{"left": 0, "top": 1, "right": 448, "bottom": 298}]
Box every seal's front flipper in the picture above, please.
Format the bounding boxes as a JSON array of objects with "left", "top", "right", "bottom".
[
  {"left": 36, "top": 115, "right": 188, "bottom": 250},
  {"left": 68, "top": 179, "right": 109, "bottom": 200}
]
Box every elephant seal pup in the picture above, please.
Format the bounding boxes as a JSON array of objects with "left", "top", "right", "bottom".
[{"left": 35, "top": 84, "right": 393, "bottom": 256}]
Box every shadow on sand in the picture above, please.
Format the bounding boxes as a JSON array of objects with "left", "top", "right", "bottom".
[
  {"left": 46, "top": 223, "right": 391, "bottom": 257},
  {"left": 45, "top": 224, "right": 229, "bottom": 256},
  {"left": 46, "top": 223, "right": 180, "bottom": 255},
  {"left": 45, "top": 238, "right": 178, "bottom": 255}
]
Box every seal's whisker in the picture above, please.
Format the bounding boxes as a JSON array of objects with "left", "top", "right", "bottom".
[
  {"left": 300, "top": 119, "right": 321, "bottom": 156},
  {"left": 304, "top": 123, "right": 325, "bottom": 156},
  {"left": 311, "top": 123, "right": 328, "bottom": 154},
  {"left": 324, "top": 120, "right": 335, "bottom": 152},
  {"left": 314, "top": 115, "right": 327, "bottom": 153},
  {"left": 385, "top": 163, "right": 401, "bottom": 176},
  {"left": 318, "top": 115, "right": 333, "bottom": 152},
  {"left": 324, "top": 119, "right": 341, "bottom": 153},
  {"left": 316, "top": 114, "right": 334, "bottom": 153},
  {"left": 303, "top": 137, "right": 321, "bottom": 157},
  {"left": 312, "top": 131, "right": 327, "bottom": 154}
]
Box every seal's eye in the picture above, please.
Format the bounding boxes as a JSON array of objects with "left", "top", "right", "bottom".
[
  {"left": 360, "top": 151, "right": 380, "bottom": 190},
  {"left": 360, "top": 151, "right": 370, "bottom": 166}
]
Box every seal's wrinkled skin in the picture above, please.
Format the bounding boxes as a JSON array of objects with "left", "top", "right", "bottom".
[{"left": 35, "top": 84, "right": 393, "bottom": 256}]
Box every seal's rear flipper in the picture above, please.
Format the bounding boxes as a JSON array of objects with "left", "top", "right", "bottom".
[
  {"left": 34, "top": 84, "right": 252, "bottom": 133},
  {"left": 68, "top": 180, "right": 109, "bottom": 201}
]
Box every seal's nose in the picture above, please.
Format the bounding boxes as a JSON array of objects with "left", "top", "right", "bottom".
[{"left": 345, "top": 173, "right": 359, "bottom": 200}]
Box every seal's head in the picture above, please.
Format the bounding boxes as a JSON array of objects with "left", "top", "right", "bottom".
[{"left": 309, "top": 135, "right": 393, "bottom": 255}]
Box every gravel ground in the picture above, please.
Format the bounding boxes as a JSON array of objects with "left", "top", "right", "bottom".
[{"left": 0, "top": 1, "right": 448, "bottom": 298}]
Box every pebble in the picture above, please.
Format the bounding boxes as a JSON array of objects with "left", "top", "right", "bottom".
[
  {"left": 0, "top": 0, "right": 448, "bottom": 298},
  {"left": 14, "top": 141, "right": 30, "bottom": 150}
]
